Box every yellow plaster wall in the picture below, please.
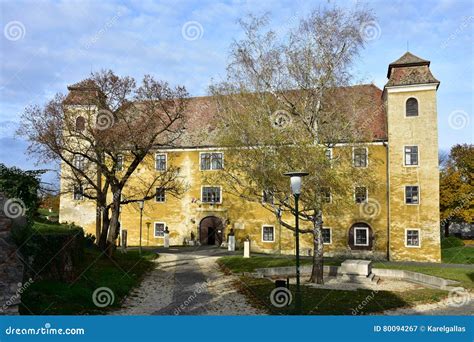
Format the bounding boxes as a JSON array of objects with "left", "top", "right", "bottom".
[{"left": 386, "top": 87, "right": 441, "bottom": 262}]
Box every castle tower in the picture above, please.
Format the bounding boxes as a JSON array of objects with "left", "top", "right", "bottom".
[{"left": 384, "top": 52, "right": 441, "bottom": 262}]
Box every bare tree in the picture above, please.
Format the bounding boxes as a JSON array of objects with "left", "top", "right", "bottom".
[
  {"left": 19, "top": 71, "right": 188, "bottom": 254},
  {"left": 210, "top": 6, "right": 379, "bottom": 283}
]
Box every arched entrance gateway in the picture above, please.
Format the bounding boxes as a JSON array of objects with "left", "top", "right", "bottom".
[{"left": 199, "top": 216, "right": 224, "bottom": 246}]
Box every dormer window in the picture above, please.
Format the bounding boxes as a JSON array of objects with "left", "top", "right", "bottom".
[
  {"left": 75, "top": 116, "right": 85, "bottom": 132},
  {"left": 406, "top": 98, "right": 418, "bottom": 117}
]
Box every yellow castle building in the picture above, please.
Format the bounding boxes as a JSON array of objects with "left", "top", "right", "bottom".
[{"left": 59, "top": 52, "right": 442, "bottom": 262}]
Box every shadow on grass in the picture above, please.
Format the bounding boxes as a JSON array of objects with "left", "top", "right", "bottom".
[{"left": 238, "top": 276, "right": 447, "bottom": 315}]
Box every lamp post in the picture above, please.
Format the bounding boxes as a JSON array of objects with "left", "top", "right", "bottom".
[
  {"left": 284, "top": 171, "right": 309, "bottom": 314},
  {"left": 138, "top": 200, "right": 144, "bottom": 255}
]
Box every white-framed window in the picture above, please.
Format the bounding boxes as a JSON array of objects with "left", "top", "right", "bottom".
[
  {"left": 405, "top": 97, "right": 419, "bottom": 117},
  {"left": 116, "top": 154, "right": 124, "bottom": 171},
  {"left": 405, "top": 186, "right": 420, "bottom": 205},
  {"left": 154, "top": 222, "right": 165, "bottom": 238},
  {"left": 355, "top": 186, "right": 368, "bottom": 204},
  {"left": 322, "top": 228, "right": 332, "bottom": 244},
  {"left": 321, "top": 187, "right": 332, "bottom": 204},
  {"left": 200, "top": 152, "right": 224, "bottom": 170},
  {"left": 73, "top": 184, "right": 84, "bottom": 201},
  {"left": 405, "top": 228, "right": 421, "bottom": 247},
  {"left": 201, "top": 186, "right": 222, "bottom": 204},
  {"left": 262, "top": 225, "right": 275, "bottom": 242},
  {"left": 155, "top": 153, "right": 167, "bottom": 171},
  {"left": 354, "top": 227, "right": 369, "bottom": 246},
  {"left": 404, "top": 146, "right": 419, "bottom": 166},
  {"left": 73, "top": 154, "right": 85, "bottom": 171},
  {"left": 155, "top": 187, "right": 165, "bottom": 202},
  {"left": 262, "top": 189, "right": 274, "bottom": 204},
  {"left": 353, "top": 147, "right": 368, "bottom": 168}
]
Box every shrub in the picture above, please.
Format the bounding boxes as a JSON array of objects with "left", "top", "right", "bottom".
[
  {"left": 20, "top": 225, "right": 85, "bottom": 282},
  {"left": 84, "top": 233, "right": 96, "bottom": 248},
  {"left": 441, "top": 236, "right": 465, "bottom": 249}
]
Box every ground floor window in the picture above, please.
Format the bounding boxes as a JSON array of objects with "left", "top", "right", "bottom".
[
  {"left": 154, "top": 222, "right": 165, "bottom": 237},
  {"left": 405, "top": 229, "right": 420, "bottom": 247},
  {"left": 322, "top": 228, "right": 331, "bottom": 244},
  {"left": 354, "top": 227, "right": 369, "bottom": 246},
  {"left": 262, "top": 225, "right": 275, "bottom": 242}
]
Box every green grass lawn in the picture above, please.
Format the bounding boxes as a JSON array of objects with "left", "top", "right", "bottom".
[
  {"left": 37, "top": 208, "right": 59, "bottom": 218},
  {"left": 238, "top": 276, "right": 447, "bottom": 315},
  {"left": 372, "top": 262, "right": 474, "bottom": 289},
  {"left": 21, "top": 248, "right": 157, "bottom": 315},
  {"left": 218, "top": 255, "right": 341, "bottom": 273},
  {"left": 219, "top": 254, "right": 472, "bottom": 314},
  {"left": 32, "top": 219, "right": 78, "bottom": 234},
  {"left": 442, "top": 246, "right": 474, "bottom": 264}
]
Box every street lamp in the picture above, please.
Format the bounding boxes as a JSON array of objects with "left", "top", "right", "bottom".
[
  {"left": 284, "top": 171, "right": 309, "bottom": 314},
  {"left": 138, "top": 200, "right": 144, "bottom": 255}
]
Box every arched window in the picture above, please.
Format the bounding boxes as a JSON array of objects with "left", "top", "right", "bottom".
[
  {"left": 75, "top": 116, "right": 85, "bottom": 132},
  {"left": 406, "top": 98, "right": 418, "bottom": 117}
]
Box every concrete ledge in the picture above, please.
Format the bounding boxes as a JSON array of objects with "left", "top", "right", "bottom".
[
  {"left": 251, "top": 265, "right": 460, "bottom": 290},
  {"left": 253, "top": 265, "right": 340, "bottom": 278},
  {"left": 372, "top": 268, "right": 460, "bottom": 289}
]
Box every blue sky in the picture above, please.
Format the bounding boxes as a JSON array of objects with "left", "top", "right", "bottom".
[{"left": 0, "top": 0, "right": 473, "bottom": 185}]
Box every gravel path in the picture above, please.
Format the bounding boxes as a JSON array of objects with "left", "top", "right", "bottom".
[
  {"left": 379, "top": 296, "right": 473, "bottom": 315},
  {"left": 112, "top": 248, "right": 265, "bottom": 315}
]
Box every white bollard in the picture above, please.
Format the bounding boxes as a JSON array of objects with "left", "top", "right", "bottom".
[
  {"left": 164, "top": 232, "right": 170, "bottom": 248},
  {"left": 243, "top": 240, "right": 250, "bottom": 258},
  {"left": 228, "top": 235, "right": 235, "bottom": 252}
]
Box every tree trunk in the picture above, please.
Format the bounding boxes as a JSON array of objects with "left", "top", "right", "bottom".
[
  {"left": 309, "top": 210, "right": 324, "bottom": 284},
  {"left": 98, "top": 207, "right": 110, "bottom": 251},
  {"left": 106, "top": 190, "right": 122, "bottom": 257},
  {"left": 444, "top": 220, "right": 450, "bottom": 237}
]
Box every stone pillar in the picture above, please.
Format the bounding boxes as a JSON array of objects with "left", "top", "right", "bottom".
[
  {"left": 0, "top": 215, "right": 24, "bottom": 315},
  {"left": 243, "top": 239, "right": 250, "bottom": 258},
  {"left": 228, "top": 236, "right": 235, "bottom": 252},
  {"left": 164, "top": 226, "right": 170, "bottom": 248}
]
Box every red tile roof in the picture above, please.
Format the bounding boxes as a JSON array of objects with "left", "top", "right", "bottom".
[
  {"left": 64, "top": 82, "right": 387, "bottom": 145},
  {"left": 386, "top": 52, "right": 439, "bottom": 88}
]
